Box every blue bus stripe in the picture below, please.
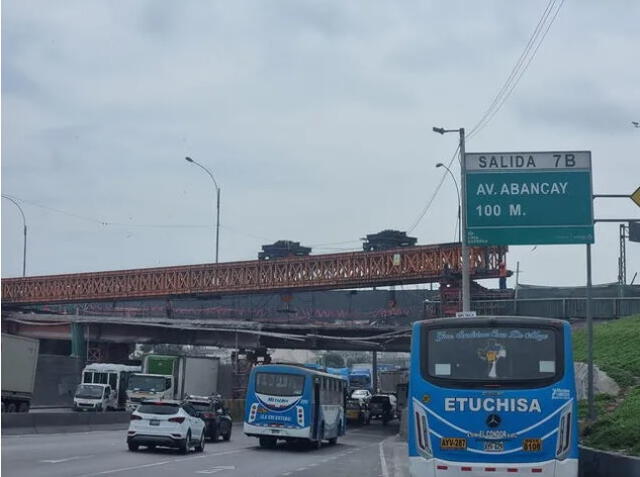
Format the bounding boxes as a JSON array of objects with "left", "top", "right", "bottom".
[
  {"left": 513, "top": 400, "right": 572, "bottom": 436},
  {"left": 413, "top": 398, "right": 471, "bottom": 434},
  {"left": 415, "top": 397, "right": 572, "bottom": 438}
]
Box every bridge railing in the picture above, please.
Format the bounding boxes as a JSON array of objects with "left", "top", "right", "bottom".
[{"left": 2, "top": 243, "right": 507, "bottom": 305}]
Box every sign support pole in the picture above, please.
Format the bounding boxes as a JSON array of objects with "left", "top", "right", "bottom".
[
  {"left": 586, "top": 243, "right": 595, "bottom": 422},
  {"left": 459, "top": 128, "right": 470, "bottom": 312}
]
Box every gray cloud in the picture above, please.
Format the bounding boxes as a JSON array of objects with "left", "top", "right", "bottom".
[{"left": 2, "top": 0, "right": 639, "bottom": 287}]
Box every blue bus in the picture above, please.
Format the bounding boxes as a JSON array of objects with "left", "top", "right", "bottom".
[
  {"left": 409, "top": 316, "right": 578, "bottom": 477},
  {"left": 244, "top": 364, "right": 346, "bottom": 449}
]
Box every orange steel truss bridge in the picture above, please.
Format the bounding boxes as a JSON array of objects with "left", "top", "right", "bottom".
[{"left": 2, "top": 242, "right": 507, "bottom": 306}]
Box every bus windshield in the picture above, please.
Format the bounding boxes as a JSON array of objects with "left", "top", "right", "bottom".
[
  {"left": 255, "top": 372, "right": 305, "bottom": 396},
  {"left": 423, "top": 326, "right": 560, "bottom": 385}
]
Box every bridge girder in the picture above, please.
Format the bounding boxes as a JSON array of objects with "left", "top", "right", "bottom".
[{"left": 2, "top": 243, "right": 507, "bottom": 306}]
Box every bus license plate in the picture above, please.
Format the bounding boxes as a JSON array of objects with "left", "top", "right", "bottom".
[
  {"left": 523, "top": 438, "right": 542, "bottom": 452},
  {"left": 440, "top": 437, "right": 466, "bottom": 450},
  {"left": 484, "top": 441, "right": 504, "bottom": 452}
]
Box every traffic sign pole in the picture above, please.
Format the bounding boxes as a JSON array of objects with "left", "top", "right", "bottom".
[{"left": 459, "top": 128, "right": 470, "bottom": 312}]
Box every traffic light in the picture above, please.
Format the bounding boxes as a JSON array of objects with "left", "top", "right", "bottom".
[{"left": 630, "top": 221, "right": 640, "bottom": 243}]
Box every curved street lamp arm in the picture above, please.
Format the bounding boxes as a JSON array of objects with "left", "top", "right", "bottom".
[{"left": 2, "top": 194, "right": 26, "bottom": 226}]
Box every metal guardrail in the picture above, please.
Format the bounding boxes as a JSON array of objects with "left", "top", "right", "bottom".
[{"left": 472, "top": 297, "right": 640, "bottom": 319}]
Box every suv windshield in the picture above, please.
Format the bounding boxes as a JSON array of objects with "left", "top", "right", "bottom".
[
  {"left": 75, "top": 384, "right": 104, "bottom": 399},
  {"left": 137, "top": 403, "right": 179, "bottom": 415},
  {"left": 370, "top": 396, "right": 389, "bottom": 404},
  {"left": 422, "top": 325, "right": 560, "bottom": 386},
  {"left": 255, "top": 373, "right": 305, "bottom": 396}
]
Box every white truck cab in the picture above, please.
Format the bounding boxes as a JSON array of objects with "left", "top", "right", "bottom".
[
  {"left": 74, "top": 383, "right": 116, "bottom": 412},
  {"left": 125, "top": 373, "right": 174, "bottom": 411}
]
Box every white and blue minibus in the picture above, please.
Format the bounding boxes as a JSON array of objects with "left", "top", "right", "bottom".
[
  {"left": 409, "top": 316, "right": 578, "bottom": 477},
  {"left": 244, "top": 364, "right": 346, "bottom": 448}
]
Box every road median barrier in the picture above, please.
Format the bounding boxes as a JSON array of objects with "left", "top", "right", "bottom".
[
  {"left": 579, "top": 446, "right": 640, "bottom": 477},
  {"left": 2, "top": 411, "right": 132, "bottom": 435}
]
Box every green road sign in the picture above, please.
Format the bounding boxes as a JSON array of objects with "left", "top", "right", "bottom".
[{"left": 464, "top": 151, "right": 594, "bottom": 245}]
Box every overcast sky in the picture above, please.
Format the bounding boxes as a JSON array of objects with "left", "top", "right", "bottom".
[{"left": 2, "top": 1, "right": 639, "bottom": 288}]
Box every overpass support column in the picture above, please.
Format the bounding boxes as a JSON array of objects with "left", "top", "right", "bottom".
[
  {"left": 372, "top": 351, "right": 378, "bottom": 393},
  {"left": 70, "top": 323, "right": 86, "bottom": 361}
]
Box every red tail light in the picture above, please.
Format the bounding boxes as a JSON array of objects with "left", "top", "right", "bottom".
[
  {"left": 130, "top": 414, "right": 142, "bottom": 421},
  {"left": 168, "top": 417, "right": 185, "bottom": 423},
  {"left": 202, "top": 413, "right": 214, "bottom": 419}
]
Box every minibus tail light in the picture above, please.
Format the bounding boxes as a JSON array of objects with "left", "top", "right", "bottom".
[
  {"left": 555, "top": 405, "right": 572, "bottom": 459},
  {"left": 413, "top": 398, "right": 432, "bottom": 458}
]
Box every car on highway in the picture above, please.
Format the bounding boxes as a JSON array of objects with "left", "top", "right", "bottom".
[
  {"left": 183, "top": 395, "right": 232, "bottom": 442},
  {"left": 345, "top": 398, "right": 371, "bottom": 425},
  {"left": 368, "top": 394, "right": 397, "bottom": 425},
  {"left": 127, "top": 400, "right": 206, "bottom": 453},
  {"left": 350, "top": 389, "right": 372, "bottom": 403}
]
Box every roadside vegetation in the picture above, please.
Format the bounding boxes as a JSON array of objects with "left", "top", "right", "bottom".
[{"left": 573, "top": 314, "right": 640, "bottom": 455}]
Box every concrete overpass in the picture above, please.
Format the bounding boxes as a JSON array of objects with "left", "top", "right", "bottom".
[{"left": 1, "top": 312, "right": 411, "bottom": 352}]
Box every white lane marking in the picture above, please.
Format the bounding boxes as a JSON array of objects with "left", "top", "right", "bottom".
[
  {"left": 282, "top": 473, "right": 292, "bottom": 476},
  {"left": 78, "top": 449, "right": 243, "bottom": 476},
  {"left": 379, "top": 440, "right": 389, "bottom": 477},
  {"left": 295, "top": 468, "right": 307, "bottom": 472},
  {"left": 196, "top": 465, "right": 236, "bottom": 474},
  {"left": 41, "top": 455, "right": 94, "bottom": 464}
]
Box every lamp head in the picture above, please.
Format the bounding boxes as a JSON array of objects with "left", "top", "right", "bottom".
[
  {"left": 185, "top": 156, "right": 194, "bottom": 163},
  {"left": 436, "top": 163, "right": 444, "bottom": 168},
  {"left": 432, "top": 127, "right": 446, "bottom": 135}
]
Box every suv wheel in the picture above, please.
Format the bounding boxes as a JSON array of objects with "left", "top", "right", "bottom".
[
  {"left": 195, "top": 431, "right": 205, "bottom": 452},
  {"left": 128, "top": 442, "right": 139, "bottom": 452},
  {"left": 223, "top": 426, "right": 232, "bottom": 441},
  {"left": 180, "top": 431, "right": 191, "bottom": 454}
]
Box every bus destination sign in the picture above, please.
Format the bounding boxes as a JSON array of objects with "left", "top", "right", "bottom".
[{"left": 464, "top": 151, "right": 594, "bottom": 246}]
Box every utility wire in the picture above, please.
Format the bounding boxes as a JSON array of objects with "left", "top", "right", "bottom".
[
  {"left": 468, "top": 0, "right": 555, "bottom": 138},
  {"left": 467, "top": 0, "right": 565, "bottom": 140},
  {"left": 406, "top": 144, "right": 460, "bottom": 234},
  {"left": 471, "top": 0, "right": 566, "bottom": 139}
]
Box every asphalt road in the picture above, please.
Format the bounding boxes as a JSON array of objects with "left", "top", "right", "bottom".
[{"left": 2, "top": 421, "right": 407, "bottom": 477}]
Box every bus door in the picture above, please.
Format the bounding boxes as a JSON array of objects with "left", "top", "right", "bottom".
[{"left": 313, "top": 377, "right": 321, "bottom": 440}]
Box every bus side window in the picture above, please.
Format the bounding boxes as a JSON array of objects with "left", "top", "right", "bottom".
[{"left": 109, "top": 373, "right": 118, "bottom": 390}]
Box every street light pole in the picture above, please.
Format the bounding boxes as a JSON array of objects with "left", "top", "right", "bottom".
[
  {"left": 1, "top": 195, "right": 27, "bottom": 277},
  {"left": 435, "top": 162, "right": 461, "bottom": 242},
  {"left": 185, "top": 157, "right": 221, "bottom": 264},
  {"left": 433, "top": 127, "right": 470, "bottom": 312}
]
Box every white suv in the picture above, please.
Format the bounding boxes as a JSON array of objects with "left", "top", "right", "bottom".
[
  {"left": 350, "top": 389, "right": 372, "bottom": 403},
  {"left": 127, "top": 400, "right": 206, "bottom": 454}
]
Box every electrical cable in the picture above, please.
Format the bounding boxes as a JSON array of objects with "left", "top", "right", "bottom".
[
  {"left": 467, "top": 0, "right": 565, "bottom": 140},
  {"left": 406, "top": 144, "right": 459, "bottom": 233}
]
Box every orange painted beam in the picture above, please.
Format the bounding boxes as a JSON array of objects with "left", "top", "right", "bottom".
[{"left": 2, "top": 243, "right": 507, "bottom": 305}]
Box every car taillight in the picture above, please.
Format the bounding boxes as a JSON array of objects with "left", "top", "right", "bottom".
[
  {"left": 168, "top": 417, "right": 186, "bottom": 423},
  {"left": 202, "top": 412, "right": 214, "bottom": 419},
  {"left": 130, "top": 414, "right": 142, "bottom": 421}
]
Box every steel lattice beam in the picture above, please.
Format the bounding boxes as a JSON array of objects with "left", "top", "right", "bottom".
[{"left": 1, "top": 243, "right": 507, "bottom": 305}]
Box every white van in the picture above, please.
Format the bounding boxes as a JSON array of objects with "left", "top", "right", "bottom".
[{"left": 73, "top": 383, "right": 116, "bottom": 412}]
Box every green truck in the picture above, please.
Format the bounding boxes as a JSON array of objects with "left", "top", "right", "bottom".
[{"left": 125, "top": 355, "right": 219, "bottom": 410}]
